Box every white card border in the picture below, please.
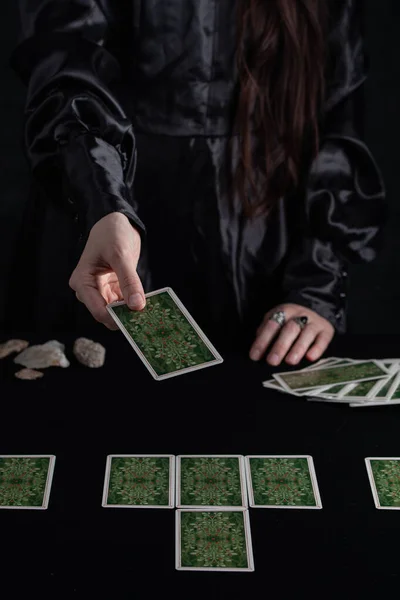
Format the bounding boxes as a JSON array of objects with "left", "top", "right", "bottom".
[
  {"left": 341, "top": 365, "right": 399, "bottom": 400},
  {"left": 245, "top": 455, "right": 322, "bottom": 509},
  {"left": 365, "top": 457, "right": 400, "bottom": 510},
  {"left": 304, "top": 358, "right": 355, "bottom": 370},
  {"left": 351, "top": 399, "right": 400, "bottom": 408},
  {"left": 316, "top": 382, "right": 358, "bottom": 399},
  {"left": 102, "top": 454, "right": 175, "bottom": 508},
  {"left": 176, "top": 508, "right": 254, "bottom": 572},
  {"left": 262, "top": 380, "right": 332, "bottom": 397},
  {"left": 349, "top": 366, "right": 400, "bottom": 406},
  {"left": 310, "top": 381, "right": 371, "bottom": 402},
  {"left": 303, "top": 357, "right": 341, "bottom": 369},
  {"left": 176, "top": 455, "right": 248, "bottom": 510},
  {"left": 0, "top": 454, "right": 56, "bottom": 510},
  {"left": 107, "top": 287, "right": 223, "bottom": 381},
  {"left": 302, "top": 384, "right": 349, "bottom": 397}
]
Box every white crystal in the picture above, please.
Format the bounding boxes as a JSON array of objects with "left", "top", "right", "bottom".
[
  {"left": 14, "top": 340, "right": 70, "bottom": 369},
  {"left": 44, "top": 340, "right": 66, "bottom": 352}
]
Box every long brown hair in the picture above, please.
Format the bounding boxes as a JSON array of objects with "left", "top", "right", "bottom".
[{"left": 235, "top": 0, "right": 327, "bottom": 216}]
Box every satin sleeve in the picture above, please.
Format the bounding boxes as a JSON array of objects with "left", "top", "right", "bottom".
[
  {"left": 10, "top": 0, "right": 145, "bottom": 239},
  {"left": 281, "top": 0, "right": 386, "bottom": 333}
]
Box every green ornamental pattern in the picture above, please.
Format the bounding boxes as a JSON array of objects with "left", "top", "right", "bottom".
[
  {"left": 0, "top": 457, "right": 50, "bottom": 507},
  {"left": 371, "top": 460, "right": 400, "bottom": 507},
  {"left": 180, "top": 511, "right": 248, "bottom": 569},
  {"left": 390, "top": 384, "right": 400, "bottom": 400},
  {"left": 323, "top": 383, "right": 348, "bottom": 394},
  {"left": 107, "top": 457, "right": 170, "bottom": 505},
  {"left": 376, "top": 375, "right": 396, "bottom": 397},
  {"left": 280, "top": 362, "right": 385, "bottom": 390},
  {"left": 113, "top": 292, "right": 215, "bottom": 375},
  {"left": 348, "top": 379, "right": 379, "bottom": 396},
  {"left": 180, "top": 457, "right": 242, "bottom": 506},
  {"left": 250, "top": 457, "right": 316, "bottom": 506}
]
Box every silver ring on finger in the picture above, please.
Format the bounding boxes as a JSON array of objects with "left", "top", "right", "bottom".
[
  {"left": 292, "top": 316, "right": 308, "bottom": 331},
  {"left": 269, "top": 310, "right": 286, "bottom": 328}
]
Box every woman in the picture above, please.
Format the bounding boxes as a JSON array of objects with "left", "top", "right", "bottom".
[{"left": 9, "top": 0, "right": 385, "bottom": 365}]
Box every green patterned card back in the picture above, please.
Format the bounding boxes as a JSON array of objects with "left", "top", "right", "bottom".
[
  {"left": 104, "top": 456, "right": 173, "bottom": 507},
  {"left": 178, "top": 456, "right": 246, "bottom": 508},
  {"left": 178, "top": 510, "right": 253, "bottom": 570},
  {"left": 109, "top": 289, "right": 222, "bottom": 379},
  {"left": 389, "top": 380, "right": 400, "bottom": 399},
  {"left": 247, "top": 456, "right": 321, "bottom": 508},
  {"left": 276, "top": 361, "right": 387, "bottom": 391},
  {"left": 322, "top": 383, "right": 350, "bottom": 395},
  {"left": 375, "top": 374, "right": 397, "bottom": 397},
  {"left": 0, "top": 456, "right": 53, "bottom": 509},
  {"left": 346, "top": 378, "right": 381, "bottom": 397},
  {"left": 368, "top": 459, "right": 400, "bottom": 508}
]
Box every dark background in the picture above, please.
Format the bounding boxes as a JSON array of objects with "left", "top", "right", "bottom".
[
  {"left": 1, "top": 330, "right": 400, "bottom": 599},
  {"left": 0, "top": 1, "right": 398, "bottom": 333}
]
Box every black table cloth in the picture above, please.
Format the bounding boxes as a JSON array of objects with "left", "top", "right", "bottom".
[{"left": 0, "top": 331, "right": 399, "bottom": 598}]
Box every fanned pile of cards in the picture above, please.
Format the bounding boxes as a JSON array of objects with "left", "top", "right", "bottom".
[{"left": 263, "top": 357, "right": 400, "bottom": 407}]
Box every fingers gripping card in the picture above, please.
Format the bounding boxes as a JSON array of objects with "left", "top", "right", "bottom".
[{"left": 107, "top": 288, "right": 223, "bottom": 380}]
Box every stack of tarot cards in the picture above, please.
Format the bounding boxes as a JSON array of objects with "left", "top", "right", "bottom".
[
  {"left": 262, "top": 357, "right": 400, "bottom": 408},
  {"left": 101, "top": 454, "right": 323, "bottom": 572}
]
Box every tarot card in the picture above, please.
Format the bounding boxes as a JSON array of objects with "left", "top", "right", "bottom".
[
  {"left": 343, "top": 374, "right": 395, "bottom": 400},
  {"left": 306, "top": 358, "right": 355, "bottom": 369},
  {"left": 245, "top": 455, "right": 322, "bottom": 509},
  {"left": 176, "top": 508, "right": 254, "bottom": 572},
  {"left": 304, "top": 357, "right": 342, "bottom": 369},
  {"left": 312, "top": 378, "right": 386, "bottom": 403},
  {"left": 312, "top": 382, "right": 357, "bottom": 398},
  {"left": 107, "top": 288, "right": 223, "bottom": 380},
  {"left": 365, "top": 458, "right": 400, "bottom": 509},
  {"left": 350, "top": 369, "right": 400, "bottom": 407},
  {"left": 102, "top": 454, "right": 175, "bottom": 508},
  {"left": 262, "top": 358, "right": 354, "bottom": 395},
  {"left": 176, "top": 455, "right": 247, "bottom": 509},
  {"left": 262, "top": 379, "right": 288, "bottom": 392},
  {"left": 0, "top": 455, "right": 55, "bottom": 510},
  {"left": 379, "top": 359, "right": 400, "bottom": 366},
  {"left": 295, "top": 361, "right": 363, "bottom": 397},
  {"left": 262, "top": 379, "right": 328, "bottom": 396},
  {"left": 273, "top": 361, "right": 388, "bottom": 393},
  {"left": 304, "top": 382, "right": 357, "bottom": 398}
]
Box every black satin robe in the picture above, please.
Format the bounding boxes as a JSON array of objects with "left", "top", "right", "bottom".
[{"left": 8, "top": 0, "right": 385, "bottom": 345}]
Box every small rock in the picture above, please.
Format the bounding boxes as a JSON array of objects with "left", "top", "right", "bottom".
[
  {"left": 0, "top": 339, "right": 29, "bottom": 359},
  {"left": 14, "top": 340, "right": 70, "bottom": 369},
  {"left": 73, "top": 338, "right": 106, "bottom": 368},
  {"left": 15, "top": 368, "right": 44, "bottom": 380}
]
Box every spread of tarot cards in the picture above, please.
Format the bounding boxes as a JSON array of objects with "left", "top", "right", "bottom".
[
  {"left": 262, "top": 356, "right": 400, "bottom": 407},
  {"left": 4, "top": 453, "right": 400, "bottom": 572},
  {"left": 100, "top": 453, "right": 324, "bottom": 572},
  {"left": 107, "top": 287, "right": 223, "bottom": 380}
]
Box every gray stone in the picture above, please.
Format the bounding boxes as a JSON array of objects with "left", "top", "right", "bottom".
[
  {"left": 0, "top": 339, "right": 29, "bottom": 359},
  {"left": 15, "top": 368, "right": 44, "bottom": 380},
  {"left": 73, "top": 338, "right": 106, "bottom": 368},
  {"left": 14, "top": 340, "right": 70, "bottom": 369}
]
